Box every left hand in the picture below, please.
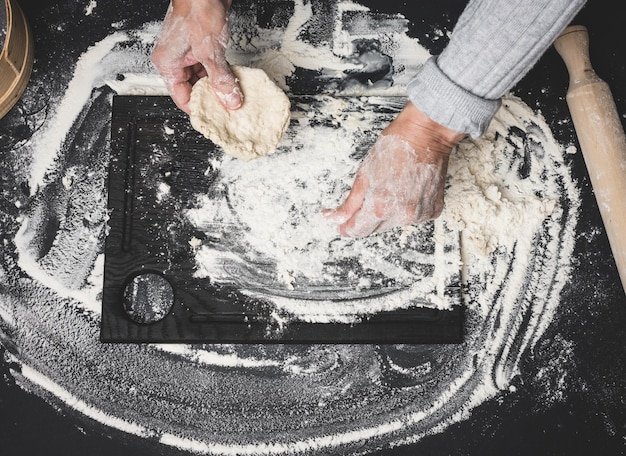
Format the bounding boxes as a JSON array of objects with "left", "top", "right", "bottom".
[
  {"left": 322, "top": 102, "right": 465, "bottom": 237},
  {"left": 150, "top": 0, "right": 243, "bottom": 114}
]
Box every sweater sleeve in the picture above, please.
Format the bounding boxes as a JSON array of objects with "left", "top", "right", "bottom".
[{"left": 407, "top": 0, "right": 587, "bottom": 138}]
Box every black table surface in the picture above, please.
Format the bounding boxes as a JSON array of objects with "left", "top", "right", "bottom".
[
  {"left": 1, "top": 0, "right": 624, "bottom": 455},
  {"left": 0, "top": 1, "right": 6, "bottom": 52}
]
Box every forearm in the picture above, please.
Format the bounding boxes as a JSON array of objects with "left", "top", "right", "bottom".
[{"left": 407, "top": 0, "right": 587, "bottom": 137}]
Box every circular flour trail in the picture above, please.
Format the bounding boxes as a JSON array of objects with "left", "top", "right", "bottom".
[{"left": 2, "top": 4, "right": 579, "bottom": 455}]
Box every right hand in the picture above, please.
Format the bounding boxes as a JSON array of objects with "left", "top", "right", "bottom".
[
  {"left": 323, "top": 102, "right": 466, "bottom": 237},
  {"left": 150, "top": 0, "right": 243, "bottom": 114}
]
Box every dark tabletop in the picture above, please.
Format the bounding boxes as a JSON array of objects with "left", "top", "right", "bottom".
[
  {"left": 0, "top": 0, "right": 624, "bottom": 455},
  {"left": 0, "top": 1, "right": 6, "bottom": 52}
]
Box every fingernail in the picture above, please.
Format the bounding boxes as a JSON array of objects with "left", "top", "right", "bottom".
[
  {"left": 322, "top": 208, "right": 349, "bottom": 224},
  {"left": 218, "top": 88, "right": 243, "bottom": 110}
]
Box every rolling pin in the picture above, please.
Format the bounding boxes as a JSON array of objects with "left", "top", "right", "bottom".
[{"left": 554, "top": 25, "right": 626, "bottom": 295}]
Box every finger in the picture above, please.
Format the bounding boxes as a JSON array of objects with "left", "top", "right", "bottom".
[
  {"left": 373, "top": 218, "right": 400, "bottom": 234},
  {"left": 168, "top": 81, "right": 193, "bottom": 114},
  {"left": 204, "top": 61, "right": 243, "bottom": 110},
  {"left": 339, "top": 188, "right": 385, "bottom": 238},
  {"left": 327, "top": 172, "right": 369, "bottom": 222},
  {"left": 339, "top": 204, "right": 383, "bottom": 238},
  {"left": 320, "top": 207, "right": 350, "bottom": 224},
  {"left": 152, "top": 52, "right": 195, "bottom": 114}
]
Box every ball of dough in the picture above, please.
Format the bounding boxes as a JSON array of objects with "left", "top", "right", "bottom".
[{"left": 189, "top": 66, "right": 291, "bottom": 161}]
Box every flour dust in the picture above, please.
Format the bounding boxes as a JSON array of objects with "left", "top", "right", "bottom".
[{"left": 0, "top": 1, "right": 580, "bottom": 455}]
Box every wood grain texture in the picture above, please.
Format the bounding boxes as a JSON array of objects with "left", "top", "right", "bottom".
[
  {"left": 554, "top": 25, "right": 626, "bottom": 295},
  {"left": 101, "top": 95, "right": 464, "bottom": 344}
]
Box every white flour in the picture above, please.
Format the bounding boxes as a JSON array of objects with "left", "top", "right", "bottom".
[
  {"left": 3, "top": 1, "right": 582, "bottom": 455},
  {"left": 186, "top": 97, "right": 461, "bottom": 321}
]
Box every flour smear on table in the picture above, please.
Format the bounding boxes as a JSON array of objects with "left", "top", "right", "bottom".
[{"left": 1, "top": 1, "right": 581, "bottom": 455}]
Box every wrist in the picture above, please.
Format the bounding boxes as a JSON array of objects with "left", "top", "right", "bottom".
[{"left": 383, "top": 101, "right": 465, "bottom": 158}]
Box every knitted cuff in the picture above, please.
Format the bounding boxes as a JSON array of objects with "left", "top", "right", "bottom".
[{"left": 407, "top": 57, "right": 501, "bottom": 138}]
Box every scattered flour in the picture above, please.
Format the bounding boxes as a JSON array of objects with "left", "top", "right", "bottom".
[{"left": 1, "top": 1, "right": 582, "bottom": 455}]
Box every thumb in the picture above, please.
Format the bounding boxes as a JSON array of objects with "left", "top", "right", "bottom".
[{"left": 205, "top": 62, "right": 243, "bottom": 110}]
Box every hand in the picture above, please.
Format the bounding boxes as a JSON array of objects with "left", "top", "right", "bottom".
[
  {"left": 150, "top": 0, "right": 243, "bottom": 114},
  {"left": 323, "top": 102, "right": 465, "bottom": 237}
]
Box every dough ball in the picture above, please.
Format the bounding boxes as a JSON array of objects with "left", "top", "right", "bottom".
[{"left": 189, "top": 66, "right": 291, "bottom": 161}]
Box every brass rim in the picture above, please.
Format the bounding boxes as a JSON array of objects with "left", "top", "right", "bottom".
[{"left": 0, "top": 0, "right": 34, "bottom": 119}]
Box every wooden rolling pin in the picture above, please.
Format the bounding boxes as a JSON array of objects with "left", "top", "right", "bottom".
[{"left": 554, "top": 25, "right": 626, "bottom": 295}]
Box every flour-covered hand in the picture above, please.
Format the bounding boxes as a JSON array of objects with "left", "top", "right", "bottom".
[
  {"left": 323, "top": 102, "right": 465, "bottom": 237},
  {"left": 151, "top": 0, "right": 243, "bottom": 114}
]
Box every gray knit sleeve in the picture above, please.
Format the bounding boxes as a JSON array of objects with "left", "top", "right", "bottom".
[{"left": 407, "top": 0, "right": 587, "bottom": 138}]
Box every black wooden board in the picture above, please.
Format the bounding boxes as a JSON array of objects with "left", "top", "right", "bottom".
[{"left": 100, "top": 95, "right": 464, "bottom": 343}]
